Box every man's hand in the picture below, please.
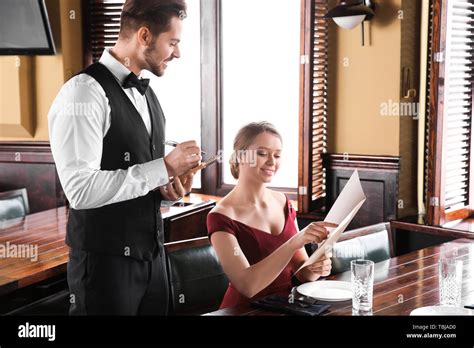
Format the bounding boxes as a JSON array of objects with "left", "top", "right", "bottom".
[
  {"left": 164, "top": 140, "right": 201, "bottom": 177},
  {"left": 159, "top": 172, "right": 194, "bottom": 201}
]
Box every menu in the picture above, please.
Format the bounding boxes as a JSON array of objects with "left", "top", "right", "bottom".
[{"left": 296, "top": 170, "right": 366, "bottom": 273}]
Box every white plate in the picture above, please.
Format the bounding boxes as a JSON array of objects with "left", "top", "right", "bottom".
[
  {"left": 297, "top": 280, "right": 352, "bottom": 302},
  {"left": 410, "top": 306, "right": 474, "bottom": 316}
]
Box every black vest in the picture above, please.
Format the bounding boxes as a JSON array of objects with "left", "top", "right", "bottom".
[{"left": 66, "top": 63, "right": 166, "bottom": 261}]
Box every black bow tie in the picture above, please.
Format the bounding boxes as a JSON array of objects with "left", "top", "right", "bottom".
[{"left": 122, "top": 72, "right": 150, "bottom": 95}]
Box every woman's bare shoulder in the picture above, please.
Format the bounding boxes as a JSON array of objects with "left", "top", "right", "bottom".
[{"left": 210, "top": 196, "right": 235, "bottom": 218}]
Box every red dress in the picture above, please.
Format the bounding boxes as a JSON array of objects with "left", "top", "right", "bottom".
[{"left": 206, "top": 196, "right": 298, "bottom": 309}]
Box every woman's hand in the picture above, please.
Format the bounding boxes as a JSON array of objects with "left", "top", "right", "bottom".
[
  {"left": 289, "top": 221, "right": 338, "bottom": 250},
  {"left": 305, "top": 252, "right": 332, "bottom": 278}
]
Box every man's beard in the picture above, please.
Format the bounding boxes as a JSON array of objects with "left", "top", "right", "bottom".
[{"left": 144, "top": 43, "right": 165, "bottom": 77}]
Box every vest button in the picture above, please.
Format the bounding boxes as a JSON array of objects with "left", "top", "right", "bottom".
[{"left": 152, "top": 144, "right": 156, "bottom": 151}]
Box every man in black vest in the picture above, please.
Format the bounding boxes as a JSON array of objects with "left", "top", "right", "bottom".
[{"left": 48, "top": 0, "right": 198, "bottom": 315}]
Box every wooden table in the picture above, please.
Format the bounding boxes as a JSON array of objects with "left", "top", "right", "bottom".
[
  {"left": 0, "top": 193, "right": 221, "bottom": 297},
  {"left": 205, "top": 238, "right": 474, "bottom": 316},
  {"left": 0, "top": 207, "right": 68, "bottom": 296}
]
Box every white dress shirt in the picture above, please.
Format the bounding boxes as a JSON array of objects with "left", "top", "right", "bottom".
[{"left": 48, "top": 49, "right": 169, "bottom": 210}]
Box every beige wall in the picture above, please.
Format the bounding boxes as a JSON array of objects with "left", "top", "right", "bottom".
[
  {"left": 327, "top": 0, "right": 422, "bottom": 217},
  {"left": 0, "top": 0, "right": 83, "bottom": 141},
  {"left": 328, "top": 0, "right": 402, "bottom": 156}
]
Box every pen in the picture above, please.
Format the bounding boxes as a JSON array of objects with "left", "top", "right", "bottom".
[
  {"left": 164, "top": 140, "right": 207, "bottom": 156},
  {"left": 188, "top": 154, "right": 221, "bottom": 174}
]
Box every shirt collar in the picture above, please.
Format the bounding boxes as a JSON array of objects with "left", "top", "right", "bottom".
[{"left": 99, "top": 49, "right": 145, "bottom": 84}]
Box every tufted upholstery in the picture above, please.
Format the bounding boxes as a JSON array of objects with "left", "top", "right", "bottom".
[
  {"left": 330, "top": 222, "right": 393, "bottom": 275},
  {"left": 165, "top": 237, "right": 228, "bottom": 315},
  {"left": 0, "top": 188, "right": 29, "bottom": 222}
]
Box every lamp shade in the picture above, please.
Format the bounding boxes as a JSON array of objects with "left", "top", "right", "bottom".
[
  {"left": 333, "top": 15, "right": 366, "bottom": 29},
  {"left": 325, "top": 0, "right": 375, "bottom": 29}
]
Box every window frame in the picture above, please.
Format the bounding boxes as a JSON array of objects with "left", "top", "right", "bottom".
[
  {"left": 425, "top": 0, "right": 474, "bottom": 226},
  {"left": 298, "top": 0, "right": 329, "bottom": 213}
]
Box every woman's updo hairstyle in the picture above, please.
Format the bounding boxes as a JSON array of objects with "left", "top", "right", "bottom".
[{"left": 230, "top": 121, "right": 282, "bottom": 180}]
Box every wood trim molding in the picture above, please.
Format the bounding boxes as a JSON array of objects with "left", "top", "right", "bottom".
[
  {"left": 298, "top": 0, "right": 315, "bottom": 214},
  {"left": 324, "top": 153, "right": 401, "bottom": 171},
  {"left": 0, "top": 141, "right": 53, "bottom": 164},
  {"left": 426, "top": 0, "right": 447, "bottom": 225},
  {"left": 200, "top": 0, "right": 221, "bottom": 196},
  {"left": 391, "top": 219, "right": 474, "bottom": 240}
]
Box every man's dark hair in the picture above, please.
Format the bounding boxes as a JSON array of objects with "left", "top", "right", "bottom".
[{"left": 119, "top": 0, "right": 187, "bottom": 39}]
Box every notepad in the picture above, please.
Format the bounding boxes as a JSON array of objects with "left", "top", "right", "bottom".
[{"left": 296, "top": 170, "right": 366, "bottom": 273}]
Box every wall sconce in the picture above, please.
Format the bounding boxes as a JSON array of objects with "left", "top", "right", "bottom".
[{"left": 324, "top": 0, "right": 375, "bottom": 45}]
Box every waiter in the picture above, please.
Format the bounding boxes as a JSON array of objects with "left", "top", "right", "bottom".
[{"left": 48, "top": 0, "right": 197, "bottom": 315}]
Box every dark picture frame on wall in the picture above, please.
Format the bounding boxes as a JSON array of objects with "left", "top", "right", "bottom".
[{"left": 0, "top": 0, "right": 56, "bottom": 55}]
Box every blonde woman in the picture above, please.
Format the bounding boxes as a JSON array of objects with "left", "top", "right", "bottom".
[{"left": 207, "top": 122, "right": 336, "bottom": 309}]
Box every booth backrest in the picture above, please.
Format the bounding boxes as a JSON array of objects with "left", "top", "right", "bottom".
[
  {"left": 165, "top": 237, "right": 228, "bottom": 315},
  {"left": 0, "top": 188, "right": 29, "bottom": 221},
  {"left": 331, "top": 222, "right": 393, "bottom": 275}
]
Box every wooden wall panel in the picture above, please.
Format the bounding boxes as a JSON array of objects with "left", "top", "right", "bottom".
[
  {"left": 324, "top": 154, "right": 400, "bottom": 229},
  {"left": 0, "top": 142, "right": 66, "bottom": 213}
]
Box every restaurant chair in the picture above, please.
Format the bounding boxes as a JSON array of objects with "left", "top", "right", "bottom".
[
  {"left": 329, "top": 222, "right": 393, "bottom": 275},
  {"left": 165, "top": 237, "right": 228, "bottom": 315},
  {"left": 0, "top": 188, "right": 30, "bottom": 221}
]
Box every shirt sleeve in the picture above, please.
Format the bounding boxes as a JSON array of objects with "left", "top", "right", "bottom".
[
  {"left": 207, "top": 213, "right": 237, "bottom": 239},
  {"left": 48, "top": 74, "right": 170, "bottom": 210}
]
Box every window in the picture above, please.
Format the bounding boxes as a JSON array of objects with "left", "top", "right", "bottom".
[
  {"left": 149, "top": 0, "right": 202, "bottom": 188},
  {"left": 220, "top": 0, "right": 301, "bottom": 189},
  {"left": 425, "top": 0, "right": 474, "bottom": 226}
]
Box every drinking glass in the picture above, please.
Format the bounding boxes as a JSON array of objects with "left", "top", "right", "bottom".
[
  {"left": 351, "top": 259, "right": 374, "bottom": 316},
  {"left": 439, "top": 258, "right": 463, "bottom": 306}
]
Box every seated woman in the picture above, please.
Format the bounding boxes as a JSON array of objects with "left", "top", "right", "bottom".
[{"left": 207, "top": 122, "right": 336, "bottom": 309}]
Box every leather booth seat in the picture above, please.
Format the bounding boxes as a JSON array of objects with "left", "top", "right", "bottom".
[
  {"left": 330, "top": 222, "right": 393, "bottom": 275},
  {"left": 0, "top": 188, "right": 29, "bottom": 221},
  {"left": 165, "top": 237, "right": 228, "bottom": 315}
]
